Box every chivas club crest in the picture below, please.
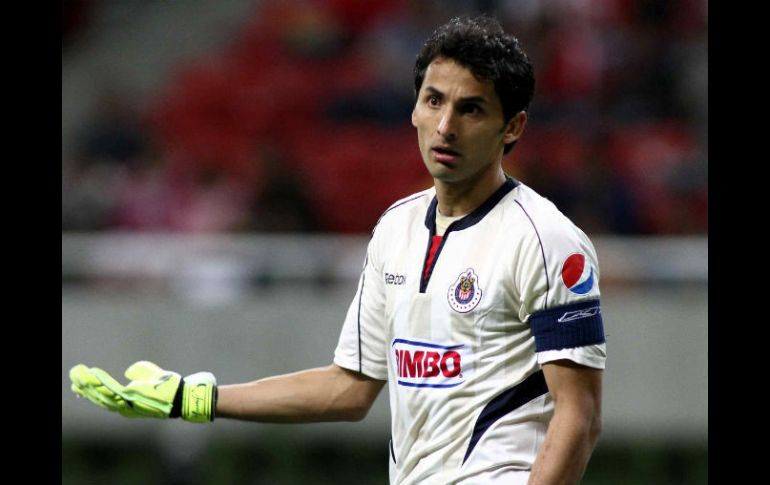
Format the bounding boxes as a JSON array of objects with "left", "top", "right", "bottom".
[{"left": 447, "top": 268, "right": 482, "bottom": 313}]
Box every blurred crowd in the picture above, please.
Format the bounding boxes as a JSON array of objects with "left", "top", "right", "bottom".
[{"left": 62, "top": 0, "right": 707, "bottom": 235}]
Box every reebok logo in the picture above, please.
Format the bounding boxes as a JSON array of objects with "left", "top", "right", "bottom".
[
  {"left": 557, "top": 306, "right": 601, "bottom": 323},
  {"left": 385, "top": 272, "right": 407, "bottom": 285},
  {"left": 154, "top": 373, "right": 173, "bottom": 388}
]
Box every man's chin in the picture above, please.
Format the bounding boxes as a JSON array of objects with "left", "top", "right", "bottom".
[
  {"left": 425, "top": 162, "right": 458, "bottom": 180},
  {"left": 430, "top": 172, "right": 468, "bottom": 186}
]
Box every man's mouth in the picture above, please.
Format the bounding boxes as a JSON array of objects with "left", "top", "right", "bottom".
[{"left": 431, "top": 146, "right": 461, "bottom": 164}]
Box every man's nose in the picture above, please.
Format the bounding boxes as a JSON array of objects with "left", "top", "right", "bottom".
[{"left": 437, "top": 109, "right": 458, "bottom": 141}]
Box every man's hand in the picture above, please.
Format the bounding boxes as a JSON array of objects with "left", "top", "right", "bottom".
[{"left": 69, "top": 361, "right": 217, "bottom": 423}]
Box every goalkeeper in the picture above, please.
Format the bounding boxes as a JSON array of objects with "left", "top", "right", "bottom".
[{"left": 70, "top": 16, "right": 605, "bottom": 485}]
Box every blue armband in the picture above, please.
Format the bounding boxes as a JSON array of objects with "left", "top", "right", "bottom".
[{"left": 530, "top": 300, "right": 605, "bottom": 352}]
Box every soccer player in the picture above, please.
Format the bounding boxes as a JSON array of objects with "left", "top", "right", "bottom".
[{"left": 70, "top": 16, "right": 606, "bottom": 485}]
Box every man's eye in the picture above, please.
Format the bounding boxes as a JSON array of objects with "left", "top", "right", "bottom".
[
  {"left": 428, "top": 96, "right": 440, "bottom": 106},
  {"left": 463, "top": 105, "right": 480, "bottom": 115}
]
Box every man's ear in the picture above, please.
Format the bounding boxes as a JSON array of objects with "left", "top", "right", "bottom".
[
  {"left": 411, "top": 106, "right": 418, "bottom": 128},
  {"left": 502, "top": 111, "right": 528, "bottom": 145}
]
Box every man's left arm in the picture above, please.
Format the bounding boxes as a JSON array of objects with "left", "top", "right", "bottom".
[{"left": 528, "top": 359, "right": 603, "bottom": 485}]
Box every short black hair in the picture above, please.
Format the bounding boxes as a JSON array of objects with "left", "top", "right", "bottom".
[{"left": 414, "top": 16, "right": 535, "bottom": 154}]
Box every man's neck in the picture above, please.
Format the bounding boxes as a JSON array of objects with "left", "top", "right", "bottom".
[{"left": 434, "top": 168, "right": 507, "bottom": 217}]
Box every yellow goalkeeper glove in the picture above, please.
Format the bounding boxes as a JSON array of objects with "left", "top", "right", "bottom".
[{"left": 69, "top": 361, "right": 217, "bottom": 423}]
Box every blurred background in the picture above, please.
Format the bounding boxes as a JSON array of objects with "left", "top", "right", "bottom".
[{"left": 62, "top": 0, "right": 707, "bottom": 484}]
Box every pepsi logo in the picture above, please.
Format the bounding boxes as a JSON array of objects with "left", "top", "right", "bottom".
[{"left": 561, "top": 253, "right": 595, "bottom": 295}]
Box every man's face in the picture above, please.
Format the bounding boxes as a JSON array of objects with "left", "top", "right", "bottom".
[{"left": 412, "top": 57, "right": 521, "bottom": 186}]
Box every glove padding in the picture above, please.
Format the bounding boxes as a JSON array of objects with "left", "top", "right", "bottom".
[{"left": 69, "top": 361, "right": 216, "bottom": 423}]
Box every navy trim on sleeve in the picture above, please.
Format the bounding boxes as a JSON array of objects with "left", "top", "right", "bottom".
[
  {"left": 513, "top": 199, "right": 550, "bottom": 309},
  {"left": 381, "top": 193, "right": 428, "bottom": 222},
  {"left": 530, "top": 299, "right": 605, "bottom": 352},
  {"left": 462, "top": 370, "right": 549, "bottom": 465},
  {"left": 357, "top": 268, "right": 365, "bottom": 373}
]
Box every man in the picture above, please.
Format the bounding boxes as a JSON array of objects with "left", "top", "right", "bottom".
[{"left": 70, "top": 16, "right": 605, "bottom": 485}]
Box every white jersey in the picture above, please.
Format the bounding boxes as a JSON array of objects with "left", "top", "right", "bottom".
[{"left": 334, "top": 178, "right": 606, "bottom": 484}]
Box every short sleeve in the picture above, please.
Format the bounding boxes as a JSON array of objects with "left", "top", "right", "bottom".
[
  {"left": 515, "top": 214, "right": 606, "bottom": 368},
  {"left": 333, "top": 228, "right": 389, "bottom": 380},
  {"left": 537, "top": 343, "right": 607, "bottom": 369}
]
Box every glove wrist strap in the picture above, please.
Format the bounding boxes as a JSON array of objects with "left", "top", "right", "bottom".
[{"left": 180, "top": 371, "right": 217, "bottom": 423}]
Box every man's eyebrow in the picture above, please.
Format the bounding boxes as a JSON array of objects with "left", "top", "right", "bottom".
[
  {"left": 458, "top": 96, "right": 488, "bottom": 105},
  {"left": 423, "top": 86, "right": 488, "bottom": 104}
]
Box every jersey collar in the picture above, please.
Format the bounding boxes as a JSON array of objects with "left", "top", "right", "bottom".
[{"left": 424, "top": 176, "right": 520, "bottom": 235}]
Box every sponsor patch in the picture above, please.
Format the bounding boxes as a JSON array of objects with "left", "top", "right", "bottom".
[
  {"left": 447, "top": 268, "right": 482, "bottom": 313},
  {"left": 392, "top": 338, "right": 469, "bottom": 388},
  {"left": 561, "top": 254, "right": 595, "bottom": 295}
]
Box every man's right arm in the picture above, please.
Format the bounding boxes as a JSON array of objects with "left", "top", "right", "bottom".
[
  {"left": 70, "top": 361, "right": 385, "bottom": 424},
  {"left": 216, "top": 364, "right": 386, "bottom": 423},
  {"left": 71, "top": 220, "right": 390, "bottom": 424}
]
